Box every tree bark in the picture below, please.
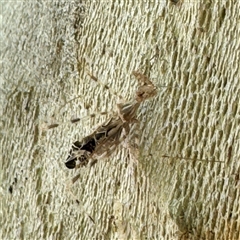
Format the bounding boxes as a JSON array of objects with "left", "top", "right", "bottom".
[{"left": 1, "top": 1, "right": 240, "bottom": 239}]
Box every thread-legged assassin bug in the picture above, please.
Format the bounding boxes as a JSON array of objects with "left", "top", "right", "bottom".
[{"left": 48, "top": 70, "right": 157, "bottom": 182}]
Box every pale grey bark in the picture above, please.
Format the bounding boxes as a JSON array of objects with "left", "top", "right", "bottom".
[{"left": 1, "top": 1, "right": 240, "bottom": 240}]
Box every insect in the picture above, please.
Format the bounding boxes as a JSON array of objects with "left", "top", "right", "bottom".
[{"left": 48, "top": 70, "right": 157, "bottom": 182}]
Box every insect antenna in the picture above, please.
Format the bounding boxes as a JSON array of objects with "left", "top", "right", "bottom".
[
  {"left": 86, "top": 70, "right": 127, "bottom": 103},
  {"left": 162, "top": 155, "right": 225, "bottom": 164}
]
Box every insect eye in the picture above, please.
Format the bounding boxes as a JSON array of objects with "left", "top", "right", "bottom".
[{"left": 65, "top": 159, "right": 76, "bottom": 169}]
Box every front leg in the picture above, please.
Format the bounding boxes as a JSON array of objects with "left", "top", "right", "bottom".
[{"left": 132, "top": 70, "right": 157, "bottom": 102}]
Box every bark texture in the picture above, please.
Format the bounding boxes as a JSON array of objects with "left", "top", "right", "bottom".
[{"left": 1, "top": 1, "right": 240, "bottom": 239}]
